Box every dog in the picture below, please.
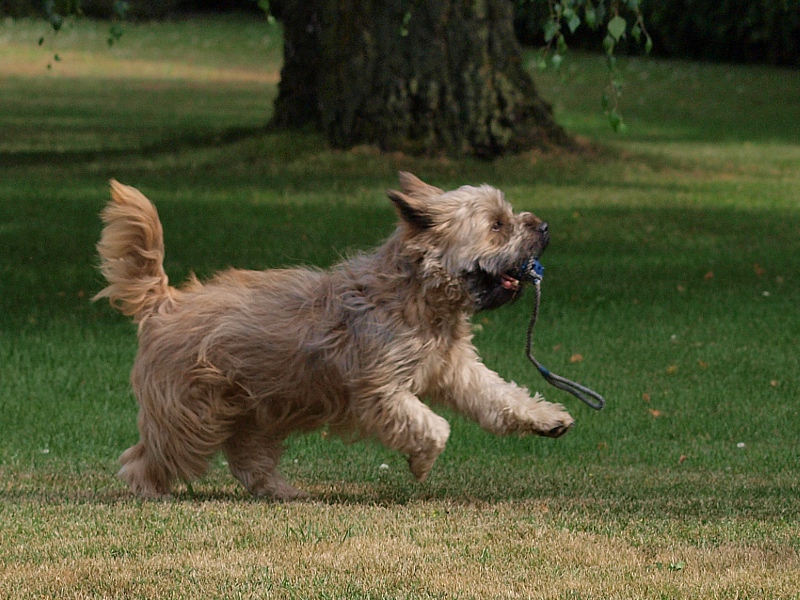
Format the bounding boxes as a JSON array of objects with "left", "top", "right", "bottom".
[{"left": 95, "top": 173, "right": 574, "bottom": 499}]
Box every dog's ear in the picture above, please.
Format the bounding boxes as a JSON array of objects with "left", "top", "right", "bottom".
[
  {"left": 388, "top": 172, "right": 442, "bottom": 230},
  {"left": 398, "top": 172, "right": 443, "bottom": 198},
  {"left": 387, "top": 189, "right": 434, "bottom": 230}
]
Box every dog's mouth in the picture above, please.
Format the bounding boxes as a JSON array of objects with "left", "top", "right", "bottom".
[
  {"left": 465, "top": 254, "right": 543, "bottom": 312},
  {"left": 499, "top": 272, "right": 522, "bottom": 292},
  {"left": 499, "top": 253, "right": 546, "bottom": 291}
]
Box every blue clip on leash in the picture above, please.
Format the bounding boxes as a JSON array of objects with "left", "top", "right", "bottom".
[{"left": 519, "top": 259, "right": 605, "bottom": 411}]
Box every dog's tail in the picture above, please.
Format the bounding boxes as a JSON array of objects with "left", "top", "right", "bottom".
[{"left": 93, "top": 180, "right": 178, "bottom": 324}]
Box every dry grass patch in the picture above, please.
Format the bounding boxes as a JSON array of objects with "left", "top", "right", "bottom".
[
  {"left": 0, "top": 48, "right": 280, "bottom": 83},
  {"left": 0, "top": 16, "right": 282, "bottom": 82},
  {"left": 2, "top": 493, "right": 799, "bottom": 599}
]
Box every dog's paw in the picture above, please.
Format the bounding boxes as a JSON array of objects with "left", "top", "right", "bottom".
[
  {"left": 501, "top": 395, "right": 575, "bottom": 438},
  {"left": 247, "top": 475, "right": 309, "bottom": 501},
  {"left": 539, "top": 415, "right": 574, "bottom": 438},
  {"left": 407, "top": 415, "right": 450, "bottom": 482},
  {"left": 533, "top": 404, "right": 574, "bottom": 438},
  {"left": 408, "top": 453, "right": 438, "bottom": 482}
]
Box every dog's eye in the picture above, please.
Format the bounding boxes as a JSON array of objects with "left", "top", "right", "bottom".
[{"left": 491, "top": 220, "right": 504, "bottom": 232}]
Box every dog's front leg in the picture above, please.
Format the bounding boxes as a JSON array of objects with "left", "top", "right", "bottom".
[
  {"left": 434, "top": 344, "right": 574, "bottom": 438},
  {"left": 357, "top": 388, "right": 451, "bottom": 482}
]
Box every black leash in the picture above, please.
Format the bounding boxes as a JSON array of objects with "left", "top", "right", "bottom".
[{"left": 520, "top": 259, "right": 605, "bottom": 410}]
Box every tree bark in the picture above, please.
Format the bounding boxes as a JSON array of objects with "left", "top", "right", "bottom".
[{"left": 271, "top": 0, "right": 573, "bottom": 158}]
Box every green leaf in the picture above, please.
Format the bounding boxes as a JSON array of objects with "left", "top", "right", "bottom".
[
  {"left": 38, "top": 36, "right": 45, "bottom": 46},
  {"left": 585, "top": 4, "right": 597, "bottom": 28},
  {"left": 595, "top": 3, "right": 607, "bottom": 23},
  {"left": 551, "top": 53, "right": 563, "bottom": 70},
  {"left": 49, "top": 13, "right": 63, "bottom": 33},
  {"left": 567, "top": 13, "right": 581, "bottom": 34},
  {"left": 645, "top": 35, "right": 654, "bottom": 54},
  {"left": 626, "top": 0, "right": 640, "bottom": 10},
  {"left": 113, "top": 1, "right": 130, "bottom": 18},
  {"left": 608, "top": 15, "right": 627, "bottom": 41},
  {"left": 544, "top": 19, "right": 559, "bottom": 43},
  {"left": 603, "top": 34, "right": 615, "bottom": 55},
  {"left": 536, "top": 53, "right": 548, "bottom": 71},
  {"left": 557, "top": 33, "right": 568, "bottom": 54},
  {"left": 631, "top": 24, "right": 641, "bottom": 42},
  {"left": 108, "top": 23, "right": 124, "bottom": 47},
  {"left": 608, "top": 109, "right": 625, "bottom": 133}
]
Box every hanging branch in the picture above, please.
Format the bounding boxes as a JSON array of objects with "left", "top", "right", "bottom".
[{"left": 534, "top": 0, "right": 653, "bottom": 132}]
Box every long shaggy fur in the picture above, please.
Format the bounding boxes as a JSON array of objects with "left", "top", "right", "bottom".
[{"left": 96, "top": 173, "right": 574, "bottom": 500}]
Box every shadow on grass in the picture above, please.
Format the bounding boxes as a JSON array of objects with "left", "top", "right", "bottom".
[
  {"left": 0, "top": 125, "right": 277, "bottom": 167},
  {"left": 4, "top": 459, "right": 799, "bottom": 524}
]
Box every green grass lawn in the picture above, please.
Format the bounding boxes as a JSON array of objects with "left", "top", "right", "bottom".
[{"left": 1, "top": 14, "right": 799, "bottom": 599}]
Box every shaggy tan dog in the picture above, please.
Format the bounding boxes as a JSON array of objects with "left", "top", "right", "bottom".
[{"left": 95, "top": 173, "right": 574, "bottom": 499}]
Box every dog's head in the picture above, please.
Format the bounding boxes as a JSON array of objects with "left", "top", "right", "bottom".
[{"left": 388, "top": 172, "right": 549, "bottom": 312}]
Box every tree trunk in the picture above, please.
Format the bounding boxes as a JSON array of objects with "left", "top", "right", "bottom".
[{"left": 271, "top": 0, "right": 573, "bottom": 158}]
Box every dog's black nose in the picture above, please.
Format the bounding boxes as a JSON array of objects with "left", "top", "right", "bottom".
[
  {"left": 538, "top": 222, "right": 548, "bottom": 235},
  {"left": 538, "top": 221, "right": 549, "bottom": 250}
]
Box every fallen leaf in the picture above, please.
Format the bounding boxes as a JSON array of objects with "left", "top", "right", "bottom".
[
  {"left": 754, "top": 263, "right": 766, "bottom": 277},
  {"left": 642, "top": 392, "right": 651, "bottom": 403},
  {"left": 648, "top": 408, "right": 662, "bottom": 417},
  {"left": 666, "top": 365, "right": 678, "bottom": 374},
  {"left": 597, "top": 442, "right": 608, "bottom": 451},
  {"left": 770, "top": 380, "right": 779, "bottom": 388},
  {"left": 704, "top": 271, "right": 714, "bottom": 280},
  {"left": 569, "top": 353, "right": 583, "bottom": 363},
  {"left": 676, "top": 285, "right": 686, "bottom": 292},
  {"left": 678, "top": 454, "right": 687, "bottom": 464},
  {"left": 552, "top": 344, "right": 562, "bottom": 352},
  {"left": 533, "top": 502, "right": 550, "bottom": 514},
  {"left": 698, "top": 360, "right": 709, "bottom": 369}
]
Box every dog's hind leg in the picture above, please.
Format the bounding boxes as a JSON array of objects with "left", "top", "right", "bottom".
[
  {"left": 118, "top": 441, "right": 173, "bottom": 499},
  {"left": 357, "top": 389, "right": 451, "bottom": 483},
  {"left": 223, "top": 419, "right": 307, "bottom": 500},
  {"left": 119, "top": 395, "right": 223, "bottom": 499}
]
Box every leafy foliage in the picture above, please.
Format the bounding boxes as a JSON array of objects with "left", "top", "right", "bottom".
[
  {"left": 516, "top": 0, "right": 800, "bottom": 67},
  {"left": 526, "top": 0, "right": 653, "bottom": 132}
]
